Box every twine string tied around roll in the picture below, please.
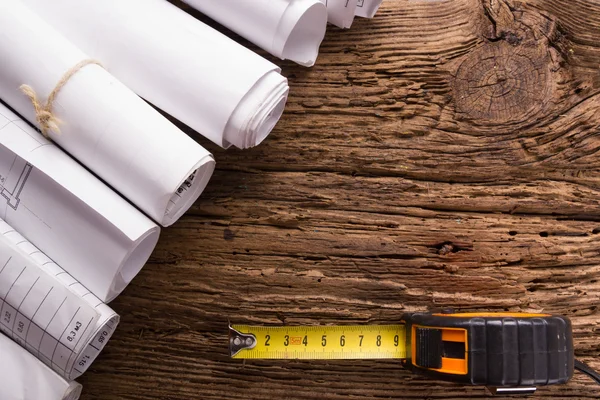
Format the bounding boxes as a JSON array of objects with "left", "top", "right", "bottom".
[{"left": 19, "top": 59, "right": 102, "bottom": 138}]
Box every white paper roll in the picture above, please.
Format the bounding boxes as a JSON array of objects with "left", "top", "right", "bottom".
[
  {"left": 0, "top": 219, "right": 119, "bottom": 380},
  {"left": 0, "top": 102, "right": 160, "bottom": 302},
  {"left": 320, "top": 0, "right": 358, "bottom": 28},
  {"left": 0, "top": 0, "right": 215, "bottom": 227},
  {"left": 22, "top": 0, "right": 290, "bottom": 150},
  {"left": 184, "top": 0, "right": 328, "bottom": 67},
  {"left": 0, "top": 333, "right": 82, "bottom": 400},
  {"left": 355, "top": 0, "right": 383, "bottom": 18}
]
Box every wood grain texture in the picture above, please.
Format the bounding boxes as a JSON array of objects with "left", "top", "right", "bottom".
[{"left": 81, "top": 0, "right": 600, "bottom": 398}]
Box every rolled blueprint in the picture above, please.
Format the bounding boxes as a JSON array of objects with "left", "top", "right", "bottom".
[
  {"left": 320, "top": 0, "right": 358, "bottom": 28},
  {"left": 23, "top": 0, "right": 290, "bottom": 149},
  {"left": 0, "top": 219, "right": 118, "bottom": 379},
  {"left": 0, "top": 0, "right": 215, "bottom": 227},
  {"left": 0, "top": 102, "right": 160, "bottom": 302},
  {"left": 0, "top": 333, "right": 82, "bottom": 400},
  {"left": 183, "top": 0, "right": 328, "bottom": 67},
  {"left": 356, "top": 0, "right": 383, "bottom": 18}
]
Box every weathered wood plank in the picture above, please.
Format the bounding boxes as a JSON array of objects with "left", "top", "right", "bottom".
[{"left": 80, "top": 0, "right": 600, "bottom": 398}]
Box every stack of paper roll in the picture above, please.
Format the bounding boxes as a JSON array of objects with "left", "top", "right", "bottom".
[
  {"left": 0, "top": 218, "right": 119, "bottom": 399},
  {"left": 0, "top": 0, "right": 384, "bottom": 397},
  {"left": 180, "top": 0, "right": 385, "bottom": 65},
  {"left": 0, "top": 1, "right": 216, "bottom": 228},
  {"left": 0, "top": 102, "right": 160, "bottom": 303},
  {"left": 21, "top": 0, "right": 290, "bottom": 150},
  {"left": 24, "top": 0, "right": 385, "bottom": 69},
  {"left": 0, "top": 220, "right": 119, "bottom": 379}
]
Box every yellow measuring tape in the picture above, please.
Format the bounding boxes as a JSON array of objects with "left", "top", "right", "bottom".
[{"left": 230, "top": 325, "right": 407, "bottom": 359}]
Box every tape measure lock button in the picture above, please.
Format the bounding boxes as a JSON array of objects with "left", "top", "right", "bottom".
[{"left": 414, "top": 328, "right": 443, "bottom": 369}]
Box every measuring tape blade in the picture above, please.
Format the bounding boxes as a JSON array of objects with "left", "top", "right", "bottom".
[{"left": 230, "top": 325, "right": 407, "bottom": 360}]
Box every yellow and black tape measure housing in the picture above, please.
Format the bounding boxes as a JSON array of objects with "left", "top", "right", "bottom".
[{"left": 401, "top": 313, "right": 574, "bottom": 387}]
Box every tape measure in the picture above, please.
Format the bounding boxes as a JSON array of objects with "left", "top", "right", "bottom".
[
  {"left": 230, "top": 312, "right": 583, "bottom": 393},
  {"left": 230, "top": 325, "right": 407, "bottom": 360}
]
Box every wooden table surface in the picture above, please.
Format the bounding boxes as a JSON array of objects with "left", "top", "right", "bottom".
[{"left": 81, "top": 0, "right": 600, "bottom": 398}]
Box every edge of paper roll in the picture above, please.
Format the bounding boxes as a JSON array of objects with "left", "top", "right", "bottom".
[
  {"left": 162, "top": 154, "right": 216, "bottom": 227},
  {"left": 108, "top": 226, "right": 161, "bottom": 302},
  {"left": 324, "top": 0, "right": 358, "bottom": 29},
  {"left": 65, "top": 382, "right": 83, "bottom": 400},
  {"left": 355, "top": 0, "right": 383, "bottom": 18},
  {"left": 225, "top": 70, "right": 289, "bottom": 149},
  {"left": 70, "top": 315, "right": 120, "bottom": 379},
  {"left": 277, "top": 0, "right": 328, "bottom": 67}
]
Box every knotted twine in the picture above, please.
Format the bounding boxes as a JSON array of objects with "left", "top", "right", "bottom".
[{"left": 19, "top": 59, "right": 102, "bottom": 138}]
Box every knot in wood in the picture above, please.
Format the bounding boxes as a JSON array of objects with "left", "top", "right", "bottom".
[
  {"left": 438, "top": 243, "right": 455, "bottom": 256},
  {"left": 453, "top": 42, "right": 551, "bottom": 124}
]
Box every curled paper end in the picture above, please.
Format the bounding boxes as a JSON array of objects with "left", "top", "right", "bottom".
[
  {"left": 340, "top": 15, "right": 356, "bottom": 29},
  {"left": 252, "top": 90, "right": 287, "bottom": 147},
  {"left": 69, "top": 315, "right": 120, "bottom": 378},
  {"left": 107, "top": 227, "right": 161, "bottom": 301},
  {"left": 161, "top": 155, "right": 216, "bottom": 227},
  {"left": 226, "top": 70, "right": 289, "bottom": 149},
  {"left": 0, "top": 330, "right": 83, "bottom": 400},
  {"left": 355, "top": 0, "right": 384, "bottom": 18},
  {"left": 64, "top": 381, "right": 83, "bottom": 400},
  {"left": 321, "top": 0, "right": 358, "bottom": 28},
  {"left": 280, "top": 0, "right": 328, "bottom": 67}
]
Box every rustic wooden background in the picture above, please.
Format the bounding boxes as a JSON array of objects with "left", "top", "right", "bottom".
[{"left": 81, "top": 0, "right": 600, "bottom": 398}]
